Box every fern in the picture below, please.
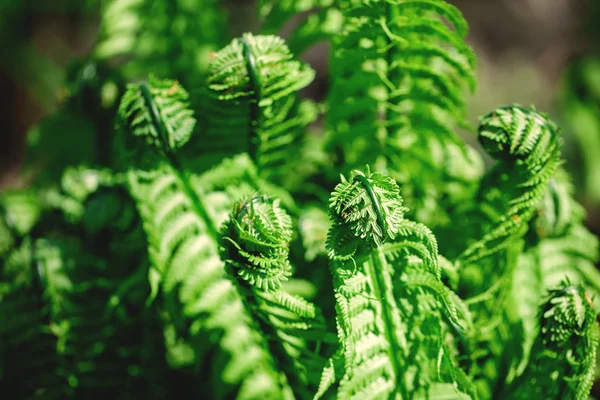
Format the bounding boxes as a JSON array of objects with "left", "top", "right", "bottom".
[
  {"left": 117, "top": 76, "right": 301, "bottom": 399},
  {"left": 221, "top": 195, "right": 336, "bottom": 398},
  {"left": 503, "top": 283, "right": 599, "bottom": 400},
  {"left": 322, "top": 167, "right": 475, "bottom": 399},
  {"left": 200, "top": 33, "right": 318, "bottom": 185},
  {"left": 458, "top": 105, "right": 563, "bottom": 267},
  {"left": 326, "top": 0, "right": 482, "bottom": 227},
  {"left": 2, "top": 2, "right": 600, "bottom": 400}
]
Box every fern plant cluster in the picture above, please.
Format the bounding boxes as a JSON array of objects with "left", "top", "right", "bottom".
[{"left": 2, "top": 1, "right": 600, "bottom": 399}]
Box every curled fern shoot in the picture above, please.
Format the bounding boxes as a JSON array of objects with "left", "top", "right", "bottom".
[
  {"left": 323, "top": 167, "right": 475, "bottom": 399},
  {"left": 202, "top": 33, "right": 317, "bottom": 181},
  {"left": 222, "top": 195, "right": 334, "bottom": 398},
  {"left": 118, "top": 76, "right": 195, "bottom": 154},
  {"left": 459, "top": 105, "right": 563, "bottom": 266},
  {"left": 326, "top": 0, "right": 481, "bottom": 227},
  {"left": 504, "top": 283, "right": 599, "bottom": 400}
]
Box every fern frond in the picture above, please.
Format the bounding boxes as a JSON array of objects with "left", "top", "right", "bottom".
[
  {"left": 506, "top": 171, "right": 600, "bottom": 382},
  {"left": 459, "top": 105, "right": 563, "bottom": 266},
  {"left": 222, "top": 195, "right": 335, "bottom": 398},
  {"left": 326, "top": 0, "right": 481, "bottom": 227},
  {"left": 118, "top": 76, "right": 195, "bottom": 154},
  {"left": 201, "top": 33, "right": 317, "bottom": 183},
  {"left": 118, "top": 81, "right": 297, "bottom": 399},
  {"left": 504, "top": 283, "right": 599, "bottom": 400},
  {"left": 325, "top": 167, "right": 475, "bottom": 399}
]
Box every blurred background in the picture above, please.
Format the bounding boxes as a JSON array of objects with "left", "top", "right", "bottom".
[{"left": 1, "top": 0, "right": 599, "bottom": 231}]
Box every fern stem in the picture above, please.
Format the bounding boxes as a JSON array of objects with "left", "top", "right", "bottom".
[
  {"left": 355, "top": 174, "right": 387, "bottom": 236},
  {"left": 240, "top": 37, "right": 261, "bottom": 165},
  {"left": 367, "top": 249, "right": 406, "bottom": 397}
]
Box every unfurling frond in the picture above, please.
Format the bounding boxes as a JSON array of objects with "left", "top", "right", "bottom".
[
  {"left": 118, "top": 76, "right": 195, "bottom": 154},
  {"left": 222, "top": 195, "right": 334, "bottom": 398},
  {"left": 505, "top": 283, "right": 598, "bottom": 400},
  {"left": 459, "top": 105, "right": 562, "bottom": 266},
  {"left": 202, "top": 33, "right": 316, "bottom": 181},
  {"left": 328, "top": 168, "right": 408, "bottom": 248},
  {"left": 323, "top": 167, "right": 475, "bottom": 400}
]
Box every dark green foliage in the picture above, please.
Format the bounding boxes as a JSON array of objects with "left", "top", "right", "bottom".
[{"left": 1, "top": 1, "right": 599, "bottom": 400}]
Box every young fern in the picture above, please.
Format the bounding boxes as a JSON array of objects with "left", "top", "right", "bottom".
[
  {"left": 221, "top": 195, "right": 335, "bottom": 399},
  {"left": 452, "top": 105, "right": 564, "bottom": 397},
  {"left": 326, "top": 0, "right": 481, "bottom": 227},
  {"left": 503, "top": 283, "right": 598, "bottom": 400},
  {"left": 458, "top": 105, "right": 563, "bottom": 267},
  {"left": 506, "top": 172, "right": 600, "bottom": 382},
  {"left": 322, "top": 167, "right": 475, "bottom": 399},
  {"left": 118, "top": 76, "right": 298, "bottom": 399},
  {"left": 200, "top": 33, "right": 318, "bottom": 184}
]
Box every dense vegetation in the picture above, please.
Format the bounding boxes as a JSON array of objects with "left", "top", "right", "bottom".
[{"left": 1, "top": 1, "right": 599, "bottom": 399}]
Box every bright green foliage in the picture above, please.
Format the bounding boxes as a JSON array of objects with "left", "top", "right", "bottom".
[
  {"left": 221, "top": 196, "right": 335, "bottom": 398},
  {"left": 1, "top": 1, "right": 600, "bottom": 400},
  {"left": 321, "top": 168, "right": 475, "bottom": 399},
  {"left": 326, "top": 0, "right": 482, "bottom": 227},
  {"left": 201, "top": 33, "right": 318, "bottom": 183},
  {"left": 459, "top": 105, "right": 562, "bottom": 266}
]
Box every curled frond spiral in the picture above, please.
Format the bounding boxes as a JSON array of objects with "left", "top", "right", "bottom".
[
  {"left": 328, "top": 167, "right": 408, "bottom": 249},
  {"left": 223, "top": 196, "right": 293, "bottom": 292}
]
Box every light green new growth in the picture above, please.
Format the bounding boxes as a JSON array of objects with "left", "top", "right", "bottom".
[
  {"left": 202, "top": 33, "right": 317, "bottom": 183},
  {"left": 222, "top": 195, "right": 335, "bottom": 399},
  {"left": 322, "top": 168, "right": 475, "bottom": 400},
  {"left": 1, "top": 2, "right": 599, "bottom": 400},
  {"left": 326, "top": 0, "right": 482, "bottom": 227},
  {"left": 504, "top": 283, "right": 599, "bottom": 400}
]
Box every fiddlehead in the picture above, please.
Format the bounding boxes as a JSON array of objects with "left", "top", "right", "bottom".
[
  {"left": 459, "top": 105, "right": 563, "bottom": 266},
  {"left": 118, "top": 76, "right": 196, "bottom": 155},
  {"left": 322, "top": 167, "right": 475, "bottom": 399},
  {"left": 326, "top": 0, "right": 481, "bottom": 227},
  {"left": 258, "top": 0, "right": 342, "bottom": 55},
  {"left": 221, "top": 195, "right": 334, "bottom": 398},
  {"left": 504, "top": 283, "right": 599, "bottom": 400},
  {"left": 94, "top": 0, "right": 225, "bottom": 83},
  {"left": 201, "top": 33, "right": 317, "bottom": 184},
  {"left": 506, "top": 172, "right": 600, "bottom": 383},
  {"left": 454, "top": 106, "right": 563, "bottom": 397}
]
